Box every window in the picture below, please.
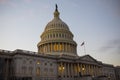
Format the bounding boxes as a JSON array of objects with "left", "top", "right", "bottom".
[
  {"left": 29, "top": 61, "right": 32, "bottom": 64},
  {"left": 50, "top": 63, "right": 53, "bottom": 66},
  {"left": 59, "top": 43, "right": 63, "bottom": 51},
  {"left": 29, "top": 67, "right": 33, "bottom": 75},
  {"left": 23, "top": 60, "right": 26, "bottom": 64},
  {"left": 62, "top": 34, "right": 64, "bottom": 38},
  {"left": 44, "top": 68, "right": 48, "bottom": 76},
  {"left": 45, "top": 63, "right": 47, "bottom": 66},
  {"left": 59, "top": 34, "right": 61, "bottom": 37},
  {"left": 56, "top": 34, "right": 58, "bottom": 37},
  {"left": 53, "top": 34, "right": 55, "bottom": 38},
  {"left": 36, "top": 67, "right": 40, "bottom": 76},
  {"left": 22, "top": 66, "right": 26, "bottom": 74},
  {"left": 50, "top": 68, "right": 54, "bottom": 76},
  {"left": 37, "top": 61, "right": 40, "bottom": 65}
]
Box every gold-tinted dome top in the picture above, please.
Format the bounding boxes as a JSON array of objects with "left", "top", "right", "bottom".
[{"left": 45, "top": 4, "right": 69, "bottom": 31}]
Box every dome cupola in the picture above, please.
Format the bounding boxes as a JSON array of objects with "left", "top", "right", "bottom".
[{"left": 37, "top": 4, "right": 77, "bottom": 56}]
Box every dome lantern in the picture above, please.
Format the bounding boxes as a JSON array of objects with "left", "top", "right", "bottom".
[{"left": 54, "top": 4, "right": 60, "bottom": 18}]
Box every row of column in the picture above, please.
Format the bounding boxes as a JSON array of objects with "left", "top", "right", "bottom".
[
  {"left": 58, "top": 62, "right": 102, "bottom": 78},
  {"left": 39, "top": 42, "right": 76, "bottom": 54}
]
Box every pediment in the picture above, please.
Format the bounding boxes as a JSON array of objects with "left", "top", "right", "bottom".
[{"left": 80, "top": 55, "right": 97, "bottom": 62}]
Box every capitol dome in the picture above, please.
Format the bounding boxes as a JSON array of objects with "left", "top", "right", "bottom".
[
  {"left": 45, "top": 15, "right": 69, "bottom": 31},
  {"left": 37, "top": 5, "right": 77, "bottom": 56}
]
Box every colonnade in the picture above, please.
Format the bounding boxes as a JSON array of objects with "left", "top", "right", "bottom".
[
  {"left": 38, "top": 42, "right": 76, "bottom": 54},
  {"left": 58, "top": 62, "right": 102, "bottom": 78}
]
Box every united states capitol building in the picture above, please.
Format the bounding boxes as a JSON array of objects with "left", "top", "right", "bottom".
[{"left": 0, "top": 5, "right": 120, "bottom": 80}]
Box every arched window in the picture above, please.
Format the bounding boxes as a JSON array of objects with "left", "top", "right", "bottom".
[
  {"left": 37, "top": 61, "right": 40, "bottom": 65},
  {"left": 59, "top": 43, "right": 63, "bottom": 51},
  {"left": 54, "top": 43, "right": 57, "bottom": 51},
  {"left": 50, "top": 43, "right": 52, "bottom": 52},
  {"left": 56, "top": 33, "right": 58, "bottom": 37},
  {"left": 62, "top": 34, "right": 64, "bottom": 38},
  {"left": 56, "top": 43, "right": 59, "bottom": 51},
  {"left": 59, "top": 34, "right": 61, "bottom": 37},
  {"left": 36, "top": 67, "right": 40, "bottom": 76},
  {"left": 53, "top": 34, "right": 55, "bottom": 38}
]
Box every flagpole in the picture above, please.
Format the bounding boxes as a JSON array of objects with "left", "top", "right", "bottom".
[
  {"left": 81, "top": 41, "right": 86, "bottom": 55},
  {"left": 84, "top": 43, "right": 86, "bottom": 54}
]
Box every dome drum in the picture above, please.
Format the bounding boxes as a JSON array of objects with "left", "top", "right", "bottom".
[{"left": 38, "top": 42, "right": 77, "bottom": 55}]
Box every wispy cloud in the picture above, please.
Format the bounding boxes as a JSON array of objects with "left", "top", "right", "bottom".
[{"left": 98, "top": 39, "right": 120, "bottom": 54}]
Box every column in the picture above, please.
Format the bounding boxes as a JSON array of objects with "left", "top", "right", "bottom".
[
  {"left": 96, "top": 66, "right": 98, "bottom": 76},
  {"left": 83, "top": 64, "right": 85, "bottom": 75},
  {"left": 58, "top": 43, "right": 60, "bottom": 52},
  {"left": 84, "top": 64, "right": 87, "bottom": 75},
  {"left": 5, "top": 59, "right": 9, "bottom": 80},
  {"left": 88, "top": 65, "right": 90, "bottom": 75},
  {"left": 85, "top": 64, "right": 87, "bottom": 75},
  {"left": 71, "top": 63, "right": 73, "bottom": 78},
  {"left": 58, "top": 63, "right": 60, "bottom": 77},
  {"left": 91, "top": 65, "right": 93, "bottom": 76},
  {"left": 60, "top": 62, "right": 63, "bottom": 78},
  {"left": 68, "top": 63, "right": 70, "bottom": 77},
  {"left": 68, "top": 44, "right": 70, "bottom": 52},
  {"left": 95, "top": 66, "right": 97, "bottom": 76},
  {"left": 50, "top": 43, "right": 51, "bottom": 52},
  {"left": 53, "top": 43, "right": 55, "bottom": 52},
  {"left": 86, "top": 64, "right": 88, "bottom": 75},
  {"left": 77, "top": 63, "right": 79, "bottom": 77},
  {"left": 63, "top": 62, "right": 65, "bottom": 78},
  {"left": 64, "top": 43, "right": 65, "bottom": 52},
  {"left": 66, "top": 63, "right": 68, "bottom": 77},
  {"left": 47, "top": 44, "right": 49, "bottom": 52},
  {"left": 73, "top": 63, "right": 75, "bottom": 78},
  {"left": 80, "top": 64, "right": 83, "bottom": 75},
  {"left": 69, "top": 63, "right": 71, "bottom": 77},
  {"left": 64, "top": 63, "right": 67, "bottom": 78},
  {"left": 51, "top": 43, "right": 54, "bottom": 52},
  {"left": 62, "top": 43, "right": 64, "bottom": 52},
  {"left": 65, "top": 43, "right": 67, "bottom": 52}
]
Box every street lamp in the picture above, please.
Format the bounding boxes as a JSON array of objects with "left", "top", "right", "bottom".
[{"left": 82, "top": 67, "right": 85, "bottom": 71}]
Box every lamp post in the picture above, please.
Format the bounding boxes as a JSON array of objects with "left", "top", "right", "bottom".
[
  {"left": 82, "top": 67, "right": 85, "bottom": 75},
  {"left": 108, "top": 76, "right": 110, "bottom": 80}
]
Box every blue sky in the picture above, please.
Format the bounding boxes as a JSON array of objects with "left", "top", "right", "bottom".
[{"left": 0, "top": 0, "right": 120, "bottom": 66}]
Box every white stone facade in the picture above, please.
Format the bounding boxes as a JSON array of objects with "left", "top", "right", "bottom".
[
  {"left": 0, "top": 5, "right": 119, "bottom": 80},
  {"left": 0, "top": 49, "right": 118, "bottom": 80}
]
